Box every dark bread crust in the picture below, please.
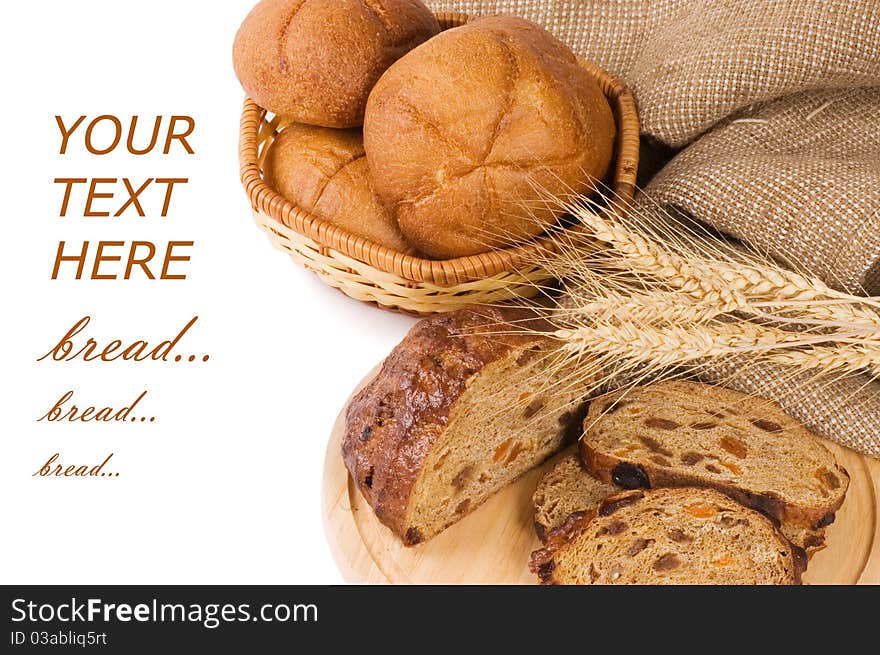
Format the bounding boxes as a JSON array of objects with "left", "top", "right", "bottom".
[
  {"left": 343, "top": 306, "right": 552, "bottom": 544},
  {"left": 579, "top": 383, "right": 849, "bottom": 531}
]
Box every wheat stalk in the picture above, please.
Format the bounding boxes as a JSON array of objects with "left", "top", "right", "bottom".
[
  {"left": 554, "top": 316, "right": 877, "bottom": 368},
  {"left": 768, "top": 346, "right": 880, "bottom": 375},
  {"left": 511, "top": 188, "right": 880, "bottom": 385},
  {"left": 569, "top": 193, "right": 880, "bottom": 328}
]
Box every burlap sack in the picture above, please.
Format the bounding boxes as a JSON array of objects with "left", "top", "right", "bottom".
[
  {"left": 433, "top": 2, "right": 880, "bottom": 141},
  {"left": 700, "top": 358, "right": 880, "bottom": 459},
  {"left": 430, "top": 0, "right": 880, "bottom": 455},
  {"left": 644, "top": 87, "right": 880, "bottom": 295}
]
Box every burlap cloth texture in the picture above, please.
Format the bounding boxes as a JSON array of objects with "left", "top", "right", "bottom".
[{"left": 430, "top": 0, "right": 880, "bottom": 456}]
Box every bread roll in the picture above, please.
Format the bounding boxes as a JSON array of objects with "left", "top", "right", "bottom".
[
  {"left": 264, "top": 123, "right": 413, "bottom": 252},
  {"left": 363, "top": 16, "right": 616, "bottom": 259},
  {"left": 233, "top": 0, "right": 440, "bottom": 128}
]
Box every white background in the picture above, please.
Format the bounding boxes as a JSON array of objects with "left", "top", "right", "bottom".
[{"left": 0, "top": 1, "right": 418, "bottom": 583}]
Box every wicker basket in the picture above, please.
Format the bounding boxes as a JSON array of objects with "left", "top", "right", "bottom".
[{"left": 239, "top": 12, "right": 640, "bottom": 315}]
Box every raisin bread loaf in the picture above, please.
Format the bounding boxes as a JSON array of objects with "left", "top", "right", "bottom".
[
  {"left": 532, "top": 448, "right": 615, "bottom": 542},
  {"left": 530, "top": 487, "right": 805, "bottom": 585},
  {"left": 343, "top": 306, "right": 589, "bottom": 546},
  {"left": 580, "top": 381, "right": 849, "bottom": 551}
]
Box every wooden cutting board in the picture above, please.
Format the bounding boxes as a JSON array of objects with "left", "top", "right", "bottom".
[{"left": 322, "top": 365, "right": 880, "bottom": 584}]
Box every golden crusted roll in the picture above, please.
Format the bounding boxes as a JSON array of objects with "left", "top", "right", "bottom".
[
  {"left": 233, "top": 0, "right": 440, "bottom": 128},
  {"left": 263, "top": 123, "right": 413, "bottom": 252},
  {"left": 364, "top": 16, "right": 616, "bottom": 258}
]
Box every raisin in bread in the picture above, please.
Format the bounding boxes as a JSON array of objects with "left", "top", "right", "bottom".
[
  {"left": 532, "top": 448, "right": 616, "bottom": 542},
  {"left": 530, "top": 487, "right": 805, "bottom": 585},
  {"left": 580, "top": 381, "right": 849, "bottom": 551},
  {"left": 343, "top": 306, "right": 589, "bottom": 546}
]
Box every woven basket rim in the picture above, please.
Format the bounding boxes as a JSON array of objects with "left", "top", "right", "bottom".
[{"left": 238, "top": 11, "right": 640, "bottom": 285}]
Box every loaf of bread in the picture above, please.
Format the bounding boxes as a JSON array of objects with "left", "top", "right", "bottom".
[
  {"left": 532, "top": 448, "right": 615, "bottom": 542},
  {"left": 530, "top": 487, "right": 806, "bottom": 585},
  {"left": 580, "top": 381, "right": 849, "bottom": 551},
  {"left": 343, "top": 306, "right": 590, "bottom": 545},
  {"left": 233, "top": 0, "right": 439, "bottom": 127},
  {"left": 363, "top": 16, "right": 616, "bottom": 258},
  {"left": 263, "top": 123, "right": 413, "bottom": 252}
]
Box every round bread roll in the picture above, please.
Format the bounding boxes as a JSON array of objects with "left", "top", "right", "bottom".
[
  {"left": 263, "top": 123, "right": 413, "bottom": 252},
  {"left": 363, "top": 16, "right": 616, "bottom": 259},
  {"left": 233, "top": 0, "right": 440, "bottom": 128}
]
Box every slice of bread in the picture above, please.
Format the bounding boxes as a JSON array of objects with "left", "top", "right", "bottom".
[
  {"left": 579, "top": 381, "right": 848, "bottom": 550},
  {"left": 530, "top": 487, "right": 805, "bottom": 585},
  {"left": 343, "top": 306, "right": 590, "bottom": 546},
  {"left": 535, "top": 449, "right": 828, "bottom": 553},
  {"left": 532, "top": 448, "right": 616, "bottom": 542}
]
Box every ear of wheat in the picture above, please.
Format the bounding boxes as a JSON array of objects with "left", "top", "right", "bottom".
[{"left": 503, "top": 186, "right": 880, "bottom": 390}]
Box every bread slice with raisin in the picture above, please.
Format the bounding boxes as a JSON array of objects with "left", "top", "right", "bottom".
[
  {"left": 535, "top": 448, "right": 827, "bottom": 553},
  {"left": 343, "top": 306, "right": 590, "bottom": 546},
  {"left": 532, "top": 448, "right": 616, "bottom": 542},
  {"left": 580, "top": 381, "right": 849, "bottom": 551},
  {"left": 530, "top": 487, "right": 805, "bottom": 585}
]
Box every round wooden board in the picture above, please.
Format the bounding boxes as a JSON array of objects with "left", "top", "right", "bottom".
[{"left": 322, "top": 365, "right": 880, "bottom": 584}]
